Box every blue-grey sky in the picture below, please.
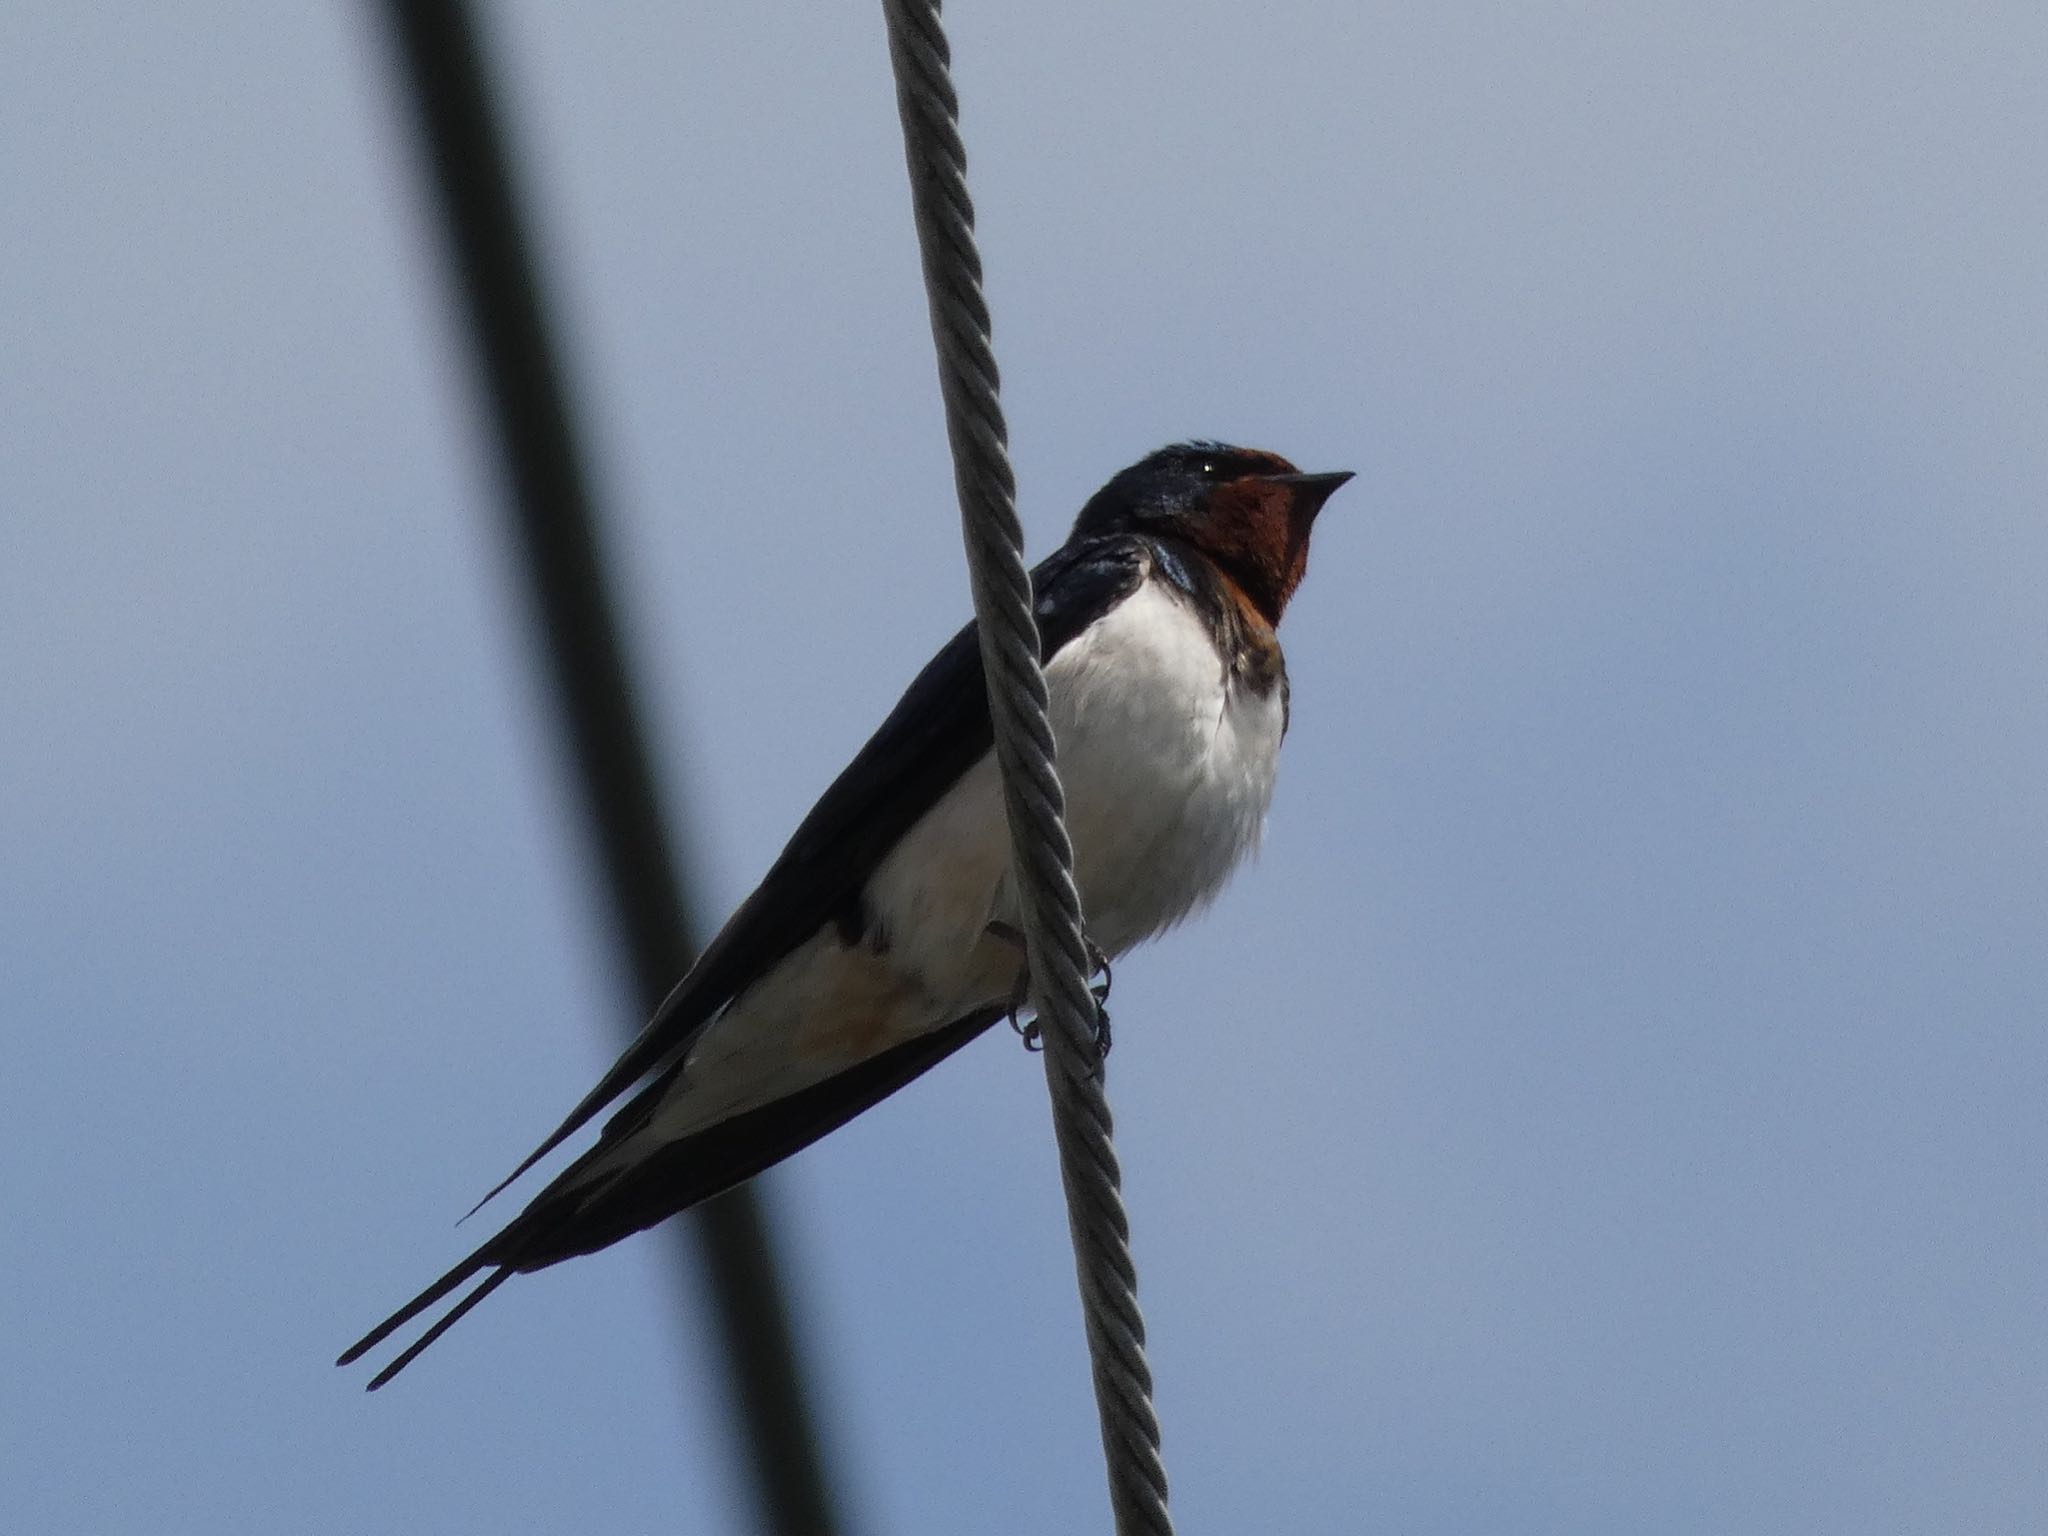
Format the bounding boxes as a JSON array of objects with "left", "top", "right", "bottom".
[{"left": 4, "top": 3, "right": 2044, "bottom": 1532}]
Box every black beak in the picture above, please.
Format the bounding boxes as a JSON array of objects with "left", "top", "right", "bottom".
[{"left": 1268, "top": 469, "right": 1354, "bottom": 517}]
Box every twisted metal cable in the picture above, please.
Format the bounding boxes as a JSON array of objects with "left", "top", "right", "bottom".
[{"left": 880, "top": 3, "right": 1173, "bottom": 1531}]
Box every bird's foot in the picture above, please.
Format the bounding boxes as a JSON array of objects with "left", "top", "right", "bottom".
[
  {"left": 1007, "top": 1004, "right": 1043, "bottom": 1053},
  {"left": 991, "top": 923, "right": 1042, "bottom": 1050},
  {"left": 986, "top": 921, "right": 1112, "bottom": 1066},
  {"left": 1084, "top": 940, "right": 1113, "bottom": 1065}
]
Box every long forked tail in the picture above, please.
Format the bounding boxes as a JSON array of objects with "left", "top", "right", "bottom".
[
  {"left": 335, "top": 1241, "right": 508, "bottom": 1390},
  {"left": 339, "top": 1005, "right": 1006, "bottom": 1388},
  {"left": 358, "top": 1270, "right": 512, "bottom": 1391}
]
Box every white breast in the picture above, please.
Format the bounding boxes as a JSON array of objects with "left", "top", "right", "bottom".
[
  {"left": 664, "top": 578, "right": 1286, "bottom": 1135},
  {"left": 1043, "top": 578, "right": 1285, "bottom": 951},
  {"left": 868, "top": 578, "right": 1285, "bottom": 992}
]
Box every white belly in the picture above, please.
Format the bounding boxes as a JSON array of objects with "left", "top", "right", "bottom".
[
  {"left": 670, "top": 580, "right": 1284, "bottom": 1129},
  {"left": 868, "top": 577, "right": 1285, "bottom": 992}
]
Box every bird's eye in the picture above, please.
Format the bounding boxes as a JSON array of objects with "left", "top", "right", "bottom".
[{"left": 1198, "top": 459, "right": 1221, "bottom": 478}]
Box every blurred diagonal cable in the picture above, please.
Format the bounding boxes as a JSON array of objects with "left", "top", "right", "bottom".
[{"left": 375, "top": 4, "right": 845, "bottom": 1532}]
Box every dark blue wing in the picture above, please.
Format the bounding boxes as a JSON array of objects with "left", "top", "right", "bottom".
[
  {"left": 476, "top": 532, "right": 1153, "bottom": 1199},
  {"left": 340, "top": 534, "right": 1157, "bottom": 1382}
]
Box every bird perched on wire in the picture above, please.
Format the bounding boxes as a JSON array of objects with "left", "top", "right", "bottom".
[{"left": 341, "top": 441, "right": 1352, "bottom": 1387}]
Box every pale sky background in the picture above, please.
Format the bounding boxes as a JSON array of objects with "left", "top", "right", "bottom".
[{"left": 4, "top": 3, "right": 2045, "bottom": 1533}]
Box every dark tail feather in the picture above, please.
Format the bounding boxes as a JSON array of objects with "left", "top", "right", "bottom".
[
  {"left": 364, "top": 1268, "right": 514, "bottom": 1390},
  {"left": 459, "top": 1157, "right": 543, "bottom": 1225},
  {"left": 502, "top": 1006, "right": 1007, "bottom": 1269},
  {"left": 344, "top": 1006, "right": 1006, "bottom": 1383},
  {"left": 455, "top": 1015, "right": 696, "bottom": 1222},
  {"left": 336, "top": 1239, "right": 497, "bottom": 1369},
  {"left": 454, "top": 960, "right": 743, "bottom": 1224}
]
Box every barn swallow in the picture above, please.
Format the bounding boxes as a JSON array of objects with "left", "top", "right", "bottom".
[{"left": 340, "top": 441, "right": 1351, "bottom": 1387}]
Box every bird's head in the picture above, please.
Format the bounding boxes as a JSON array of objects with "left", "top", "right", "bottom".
[{"left": 1071, "top": 441, "right": 1353, "bottom": 622}]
